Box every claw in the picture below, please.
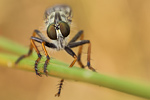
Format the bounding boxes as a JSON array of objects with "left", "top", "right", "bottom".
[
  {"left": 88, "top": 66, "right": 96, "bottom": 72},
  {"left": 36, "top": 71, "right": 42, "bottom": 77},
  {"left": 87, "top": 62, "right": 96, "bottom": 72},
  {"left": 55, "top": 92, "right": 60, "bottom": 97},
  {"left": 44, "top": 70, "right": 48, "bottom": 76}
]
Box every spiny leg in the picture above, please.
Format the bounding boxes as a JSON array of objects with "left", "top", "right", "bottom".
[
  {"left": 15, "top": 29, "right": 51, "bottom": 65},
  {"left": 30, "top": 36, "right": 57, "bottom": 76},
  {"left": 55, "top": 47, "right": 77, "bottom": 97},
  {"left": 74, "top": 31, "right": 95, "bottom": 71},
  {"left": 15, "top": 30, "right": 56, "bottom": 76},
  {"left": 68, "top": 30, "right": 84, "bottom": 68},
  {"left": 15, "top": 30, "right": 43, "bottom": 76},
  {"left": 87, "top": 42, "right": 95, "bottom": 72},
  {"left": 65, "top": 47, "right": 78, "bottom": 68},
  {"left": 41, "top": 42, "right": 50, "bottom": 76},
  {"left": 77, "top": 32, "right": 85, "bottom": 68},
  {"left": 15, "top": 30, "right": 38, "bottom": 64},
  {"left": 68, "top": 40, "right": 96, "bottom": 72},
  {"left": 30, "top": 39, "right": 42, "bottom": 76},
  {"left": 55, "top": 79, "right": 64, "bottom": 97},
  {"left": 68, "top": 30, "right": 83, "bottom": 43},
  {"left": 15, "top": 44, "right": 33, "bottom": 64}
]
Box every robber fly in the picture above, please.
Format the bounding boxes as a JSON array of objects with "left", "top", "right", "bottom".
[{"left": 15, "top": 5, "right": 95, "bottom": 97}]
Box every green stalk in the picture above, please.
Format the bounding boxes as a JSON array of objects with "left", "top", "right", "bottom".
[{"left": 0, "top": 36, "right": 150, "bottom": 99}]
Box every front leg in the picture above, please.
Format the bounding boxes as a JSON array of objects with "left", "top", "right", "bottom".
[
  {"left": 30, "top": 37, "right": 57, "bottom": 76},
  {"left": 15, "top": 30, "right": 43, "bottom": 76},
  {"left": 15, "top": 30, "right": 57, "bottom": 76},
  {"left": 15, "top": 30, "right": 39, "bottom": 64},
  {"left": 30, "top": 39, "right": 42, "bottom": 76},
  {"left": 41, "top": 41, "right": 50, "bottom": 76}
]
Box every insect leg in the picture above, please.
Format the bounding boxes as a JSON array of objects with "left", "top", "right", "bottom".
[
  {"left": 68, "top": 30, "right": 85, "bottom": 68},
  {"left": 30, "top": 36, "right": 56, "bottom": 76},
  {"left": 68, "top": 40, "right": 96, "bottom": 71},
  {"left": 15, "top": 44, "right": 33, "bottom": 64},
  {"left": 15, "top": 30, "right": 42, "bottom": 76},
  {"left": 68, "top": 30, "right": 83, "bottom": 43},
  {"left": 55, "top": 79, "right": 64, "bottom": 97},
  {"left": 64, "top": 46, "right": 77, "bottom": 68},
  {"left": 15, "top": 30, "right": 38, "bottom": 64},
  {"left": 15, "top": 29, "right": 50, "bottom": 64},
  {"left": 86, "top": 42, "right": 96, "bottom": 71},
  {"left": 30, "top": 38, "right": 42, "bottom": 76},
  {"left": 15, "top": 30, "right": 56, "bottom": 76},
  {"left": 55, "top": 47, "right": 77, "bottom": 97},
  {"left": 41, "top": 41, "right": 50, "bottom": 76}
]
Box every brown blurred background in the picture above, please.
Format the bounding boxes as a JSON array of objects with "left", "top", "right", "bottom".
[{"left": 0, "top": 0, "right": 150, "bottom": 100}]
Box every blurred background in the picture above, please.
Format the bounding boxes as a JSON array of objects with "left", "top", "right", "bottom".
[{"left": 0, "top": 0, "right": 150, "bottom": 100}]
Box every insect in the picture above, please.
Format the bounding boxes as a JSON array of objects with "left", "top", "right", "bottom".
[{"left": 15, "top": 5, "right": 96, "bottom": 97}]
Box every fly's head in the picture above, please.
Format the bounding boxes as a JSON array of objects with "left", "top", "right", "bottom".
[
  {"left": 44, "top": 5, "right": 72, "bottom": 50},
  {"left": 47, "top": 20, "right": 70, "bottom": 49}
]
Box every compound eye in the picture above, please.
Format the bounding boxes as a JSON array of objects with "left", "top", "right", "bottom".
[
  {"left": 59, "top": 21, "right": 70, "bottom": 37},
  {"left": 47, "top": 24, "right": 57, "bottom": 40}
]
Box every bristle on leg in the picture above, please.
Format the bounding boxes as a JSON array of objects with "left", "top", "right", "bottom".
[{"left": 55, "top": 79, "right": 64, "bottom": 97}]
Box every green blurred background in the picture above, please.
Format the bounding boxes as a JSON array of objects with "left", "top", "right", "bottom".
[{"left": 0, "top": 0, "right": 150, "bottom": 100}]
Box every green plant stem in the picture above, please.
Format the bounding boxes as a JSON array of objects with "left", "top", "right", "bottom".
[{"left": 0, "top": 36, "right": 150, "bottom": 99}]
